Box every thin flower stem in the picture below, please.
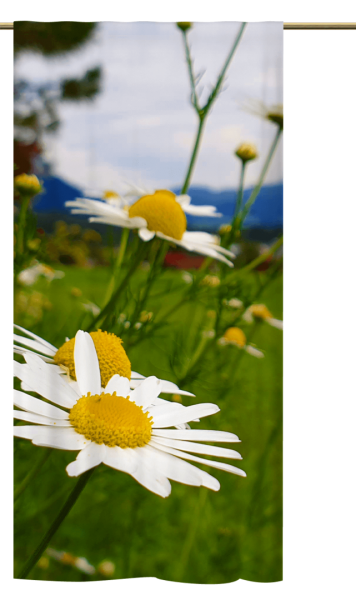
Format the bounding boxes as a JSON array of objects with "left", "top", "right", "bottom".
[
  {"left": 234, "top": 161, "right": 246, "bottom": 222},
  {"left": 182, "top": 31, "right": 200, "bottom": 112},
  {"left": 204, "top": 22, "right": 247, "bottom": 114},
  {"left": 14, "top": 448, "right": 52, "bottom": 504},
  {"left": 17, "top": 468, "right": 95, "bottom": 580},
  {"left": 181, "top": 117, "right": 205, "bottom": 194},
  {"left": 103, "top": 227, "right": 130, "bottom": 306},
  {"left": 238, "top": 127, "right": 282, "bottom": 228},
  {"left": 180, "top": 22, "right": 247, "bottom": 195}
]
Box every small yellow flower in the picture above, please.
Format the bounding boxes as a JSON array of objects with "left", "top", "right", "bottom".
[
  {"left": 248, "top": 304, "right": 273, "bottom": 320},
  {"left": 177, "top": 22, "right": 192, "bottom": 32},
  {"left": 222, "top": 327, "right": 246, "bottom": 348},
  {"left": 235, "top": 143, "right": 258, "bottom": 163},
  {"left": 14, "top": 174, "right": 42, "bottom": 197},
  {"left": 172, "top": 394, "right": 182, "bottom": 403}
]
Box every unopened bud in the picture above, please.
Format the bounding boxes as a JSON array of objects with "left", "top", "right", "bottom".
[
  {"left": 14, "top": 173, "right": 42, "bottom": 197},
  {"left": 235, "top": 143, "right": 258, "bottom": 163},
  {"left": 177, "top": 22, "right": 192, "bottom": 32}
]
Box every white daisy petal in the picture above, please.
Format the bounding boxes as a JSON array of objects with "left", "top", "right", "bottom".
[
  {"left": 14, "top": 325, "right": 58, "bottom": 354},
  {"left": 158, "top": 380, "right": 195, "bottom": 397},
  {"left": 13, "top": 390, "right": 69, "bottom": 420},
  {"left": 14, "top": 409, "right": 71, "bottom": 427},
  {"left": 131, "top": 462, "right": 171, "bottom": 498},
  {"left": 14, "top": 359, "right": 78, "bottom": 409},
  {"left": 149, "top": 403, "right": 219, "bottom": 428},
  {"left": 245, "top": 345, "right": 264, "bottom": 358},
  {"left": 151, "top": 428, "right": 240, "bottom": 443},
  {"left": 266, "top": 317, "right": 283, "bottom": 330},
  {"left": 130, "top": 371, "right": 145, "bottom": 380},
  {"left": 13, "top": 345, "right": 53, "bottom": 362},
  {"left": 183, "top": 204, "right": 222, "bottom": 217},
  {"left": 33, "top": 429, "right": 88, "bottom": 450},
  {"left": 179, "top": 239, "right": 234, "bottom": 267},
  {"left": 74, "top": 331, "right": 101, "bottom": 396},
  {"left": 138, "top": 227, "right": 155, "bottom": 242},
  {"left": 105, "top": 375, "right": 131, "bottom": 397},
  {"left": 140, "top": 445, "right": 220, "bottom": 490},
  {"left": 149, "top": 440, "right": 247, "bottom": 477},
  {"left": 175, "top": 194, "right": 191, "bottom": 207},
  {"left": 129, "top": 376, "right": 162, "bottom": 408},
  {"left": 66, "top": 443, "right": 106, "bottom": 477},
  {"left": 150, "top": 436, "right": 242, "bottom": 459},
  {"left": 103, "top": 446, "right": 139, "bottom": 474},
  {"left": 14, "top": 425, "right": 72, "bottom": 440},
  {"left": 13, "top": 333, "right": 55, "bottom": 357}
]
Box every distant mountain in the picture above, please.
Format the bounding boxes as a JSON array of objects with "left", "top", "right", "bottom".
[{"left": 32, "top": 176, "right": 283, "bottom": 236}]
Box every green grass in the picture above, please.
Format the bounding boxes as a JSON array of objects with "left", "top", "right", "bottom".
[{"left": 14, "top": 265, "right": 282, "bottom": 583}]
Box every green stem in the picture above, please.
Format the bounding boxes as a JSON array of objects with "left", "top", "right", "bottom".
[
  {"left": 234, "top": 161, "right": 246, "bottom": 222},
  {"left": 180, "top": 22, "right": 247, "bottom": 195},
  {"left": 182, "top": 31, "right": 200, "bottom": 112},
  {"left": 103, "top": 227, "right": 130, "bottom": 306},
  {"left": 14, "top": 448, "right": 52, "bottom": 504},
  {"left": 87, "top": 242, "right": 146, "bottom": 331},
  {"left": 204, "top": 22, "right": 247, "bottom": 113},
  {"left": 17, "top": 468, "right": 94, "bottom": 580},
  {"left": 181, "top": 117, "right": 205, "bottom": 194},
  {"left": 238, "top": 127, "right": 282, "bottom": 228}
]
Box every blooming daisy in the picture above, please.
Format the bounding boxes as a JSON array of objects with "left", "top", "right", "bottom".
[
  {"left": 14, "top": 331, "right": 246, "bottom": 497},
  {"left": 13, "top": 325, "right": 194, "bottom": 398},
  {"left": 242, "top": 304, "right": 283, "bottom": 330},
  {"left": 218, "top": 327, "right": 264, "bottom": 358},
  {"left": 65, "top": 189, "right": 234, "bottom": 267}
]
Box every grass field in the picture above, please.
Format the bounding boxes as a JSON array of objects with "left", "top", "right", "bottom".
[{"left": 14, "top": 264, "right": 282, "bottom": 583}]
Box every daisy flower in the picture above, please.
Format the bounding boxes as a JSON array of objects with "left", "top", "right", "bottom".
[
  {"left": 65, "top": 189, "right": 234, "bottom": 267},
  {"left": 14, "top": 331, "right": 246, "bottom": 497},
  {"left": 242, "top": 304, "right": 283, "bottom": 330},
  {"left": 13, "top": 325, "right": 194, "bottom": 398},
  {"left": 218, "top": 327, "right": 264, "bottom": 358}
]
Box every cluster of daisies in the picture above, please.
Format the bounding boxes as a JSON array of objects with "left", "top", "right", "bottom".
[{"left": 14, "top": 326, "right": 246, "bottom": 498}]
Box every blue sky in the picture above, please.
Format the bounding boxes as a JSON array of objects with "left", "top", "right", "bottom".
[{"left": 15, "top": 21, "right": 283, "bottom": 193}]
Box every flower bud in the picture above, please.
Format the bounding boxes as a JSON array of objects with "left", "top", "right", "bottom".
[
  {"left": 177, "top": 22, "right": 192, "bottom": 32},
  {"left": 221, "top": 327, "right": 246, "bottom": 348},
  {"left": 14, "top": 173, "right": 42, "bottom": 197},
  {"left": 235, "top": 143, "right": 258, "bottom": 163}
]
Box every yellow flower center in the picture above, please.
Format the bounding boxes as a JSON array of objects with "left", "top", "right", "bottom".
[
  {"left": 249, "top": 304, "right": 273, "bottom": 320},
  {"left": 223, "top": 327, "right": 246, "bottom": 348},
  {"left": 54, "top": 330, "right": 131, "bottom": 387},
  {"left": 128, "top": 190, "right": 187, "bottom": 240},
  {"left": 102, "top": 190, "right": 119, "bottom": 200},
  {"left": 69, "top": 392, "right": 152, "bottom": 448}
]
